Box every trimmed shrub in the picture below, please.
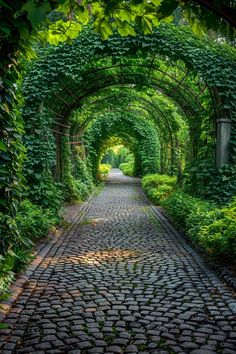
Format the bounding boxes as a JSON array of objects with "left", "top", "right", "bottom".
[
  {"left": 0, "top": 199, "right": 57, "bottom": 291},
  {"left": 162, "top": 192, "right": 236, "bottom": 262},
  {"left": 142, "top": 174, "right": 176, "bottom": 203},
  {"left": 98, "top": 163, "right": 111, "bottom": 179},
  {"left": 119, "top": 161, "right": 134, "bottom": 176}
]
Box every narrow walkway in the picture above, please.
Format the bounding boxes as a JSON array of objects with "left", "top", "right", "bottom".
[{"left": 1, "top": 169, "right": 236, "bottom": 354}]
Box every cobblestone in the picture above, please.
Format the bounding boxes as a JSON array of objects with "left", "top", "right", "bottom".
[{"left": 0, "top": 169, "right": 236, "bottom": 353}]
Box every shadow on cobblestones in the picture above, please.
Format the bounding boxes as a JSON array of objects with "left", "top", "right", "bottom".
[{"left": 0, "top": 169, "right": 236, "bottom": 354}]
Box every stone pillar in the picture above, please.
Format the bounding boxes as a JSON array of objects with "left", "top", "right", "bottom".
[{"left": 216, "top": 118, "right": 231, "bottom": 168}]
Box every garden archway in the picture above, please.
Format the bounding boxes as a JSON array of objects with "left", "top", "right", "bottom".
[{"left": 22, "top": 23, "right": 236, "bottom": 204}]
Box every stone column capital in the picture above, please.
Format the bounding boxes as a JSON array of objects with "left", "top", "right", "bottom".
[{"left": 216, "top": 118, "right": 231, "bottom": 124}]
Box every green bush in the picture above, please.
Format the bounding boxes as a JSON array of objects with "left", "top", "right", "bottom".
[
  {"left": 98, "top": 163, "right": 111, "bottom": 179},
  {"left": 0, "top": 253, "right": 15, "bottom": 292},
  {"left": 146, "top": 185, "right": 174, "bottom": 204},
  {"left": 119, "top": 161, "right": 134, "bottom": 176},
  {"left": 63, "top": 175, "right": 93, "bottom": 202},
  {"left": 142, "top": 174, "right": 176, "bottom": 190},
  {"left": 25, "top": 174, "right": 64, "bottom": 213},
  {"left": 14, "top": 199, "right": 57, "bottom": 272},
  {"left": 162, "top": 192, "right": 236, "bottom": 262},
  {"left": 185, "top": 162, "right": 236, "bottom": 205},
  {"left": 16, "top": 199, "right": 57, "bottom": 241},
  {"left": 161, "top": 191, "right": 212, "bottom": 229},
  {"left": 75, "top": 155, "right": 94, "bottom": 193},
  {"left": 0, "top": 199, "right": 57, "bottom": 292},
  {"left": 141, "top": 174, "right": 176, "bottom": 203},
  {"left": 197, "top": 200, "right": 236, "bottom": 259},
  {"left": 74, "top": 180, "right": 91, "bottom": 199}
]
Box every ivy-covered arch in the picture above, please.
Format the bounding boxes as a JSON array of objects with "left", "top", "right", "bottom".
[
  {"left": 84, "top": 111, "right": 160, "bottom": 179},
  {"left": 22, "top": 23, "right": 236, "bottom": 206},
  {"left": 70, "top": 87, "right": 187, "bottom": 176}
]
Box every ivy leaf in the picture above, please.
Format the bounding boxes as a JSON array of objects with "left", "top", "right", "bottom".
[
  {"left": 2, "top": 103, "right": 10, "bottom": 113},
  {"left": 76, "top": 6, "right": 89, "bottom": 24},
  {"left": 22, "top": 1, "right": 51, "bottom": 29}
]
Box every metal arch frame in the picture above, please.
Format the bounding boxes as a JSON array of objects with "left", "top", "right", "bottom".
[
  {"left": 69, "top": 90, "right": 182, "bottom": 170},
  {"left": 70, "top": 91, "right": 177, "bottom": 145},
  {"left": 45, "top": 54, "right": 210, "bottom": 121},
  {"left": 47, "top": 72, "right": 203, "bottom": 123}
]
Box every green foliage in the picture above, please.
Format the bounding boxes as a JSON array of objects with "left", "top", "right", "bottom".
[
  {"left": 142, "top": 173, "right": 177, "bottom": 203},
  {"left": 98, "top": 164, "right": 111, "bottom": 179},
  {"left": 0, "top": 198, "right": 57, "bottom": 292},
  {"left": 185, "top": 162, "right": 236, "bottom": 205},
  {"left": 24, "top": 174, "right": 64, "bottom": 212},
  {"left": 142, "top": 174, "right": 177, "bottom": 190},
  {"left": 16, "top": 199, "right": 57, "bottom": 241},
  {"left": 1, "top": 5, "right": 236, "bottom": 295},
  {"left": 162, "top": 192, "right": 236, "bottom": 262},
  {"left": 197, "top": 199, "right": 236, "bottom": 260},
  {"left": 74, "top": 152, "right": 94, "bottom": 199},
  {"left": 162, "top": 191, "right": 213, "bottom": 230},
  {"left": 146, "top": 184, "right": 174, "bottom": 204},
  {"left": 119, "top": 161, "right": 135, "bottom": 177},
  {"left": 85, "top": 111, "right": 160, "bottom": 179},
  {"left": 102, "top": 145, "right": 132, "bottom": 168},
  {"left": 0, "top": 211, "right": 33, "bottom": 279},
  {"left": 74, "top": 180, "right": 91, "bottom": 200},
  {"left": 22, "top": 23, "right": 236, "bottom": 202},
  {"left": 0, "top": 254, "right": 15, "bottom": 293}
]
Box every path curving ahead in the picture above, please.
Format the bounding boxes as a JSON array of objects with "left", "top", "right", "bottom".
[{"left": 0, "top": 169, "right": 236, "bottom": 354}]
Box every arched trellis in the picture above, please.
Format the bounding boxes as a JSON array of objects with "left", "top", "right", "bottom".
[
  {"left": 69, "top": 87, "right": 187, "bottom": 175},
  {"left": 85, "top": 111, "right": 160, "bottom": 178},
  {"left": 24, "top": 25, "right": 235, "bottom": 205},
  {"left": 23, "top": 23, "right": 236, "bottom": 179}
]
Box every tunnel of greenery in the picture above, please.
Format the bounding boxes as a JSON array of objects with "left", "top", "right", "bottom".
[
  {"left": 101, "top": 144, "right": 133, "bottom": 169},
  {"left": 1, "top": 20, "right": 236, "bottom": 290},
  {"left": 21, "top": 24, "right": 236, "bottom": 205}
]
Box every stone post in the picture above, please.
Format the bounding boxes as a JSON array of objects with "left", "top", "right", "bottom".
[{"left": 216, "top": 117, "right": 231, "bottom": 168}]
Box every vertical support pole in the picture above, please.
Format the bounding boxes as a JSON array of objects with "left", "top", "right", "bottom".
[{"left": 216, "top": 117, "right": 231, "bottom": 168}]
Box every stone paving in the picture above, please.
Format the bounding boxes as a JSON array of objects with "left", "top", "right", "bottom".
[{"left": 0, "top": 168, "right": 236, "bottom": 354}]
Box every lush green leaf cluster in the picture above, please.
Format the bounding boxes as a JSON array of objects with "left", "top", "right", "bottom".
[
  {"left": 119, "top": 161, "right": 135, "bottom": 177},
  {"left": 84, "top": 111, "right": 160, "bottom": 178},
  {"left": 142, "top": 174, "right": 176, "bottom": 203},
  {"left": 1, "top": 15, "right": 236, "bottom": 297},
  {"left": 184, "top": 162, "right": 236, "bottom": 205},
  {"left": 162, "top": 192, "right": 236, "bottom": 262},
  {"left": 98, "top": 164, "right": 111, "bottom": 179},
  {"left": 0, "top": 199, "right": 57, "bottom": 292},
  {"left": 16, "top": 199, "right": 57, "bottom": 242},
  {"left": 102, "top": 145, "right": 132, "bottom": 168},
  {"left": 22, "top": 24, "right": 236, "bottom": 195}
]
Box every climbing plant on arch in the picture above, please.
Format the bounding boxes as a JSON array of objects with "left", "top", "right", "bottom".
[
  {"left": 0, "top": 20, "right": 235, "bottom": 292},
  {"left": 21, "top": 23, "right": 236, "bottom": 207},
  {"left": 70, "top": 86, "right": 188, "bottom": 176},
  {"left": 84, "top": 111, "right": 160, "bottom": 179}
]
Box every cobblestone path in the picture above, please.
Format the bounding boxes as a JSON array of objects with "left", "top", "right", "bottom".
[{"left": 1, "top": 169, "right": 236, "bottom": 354}]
